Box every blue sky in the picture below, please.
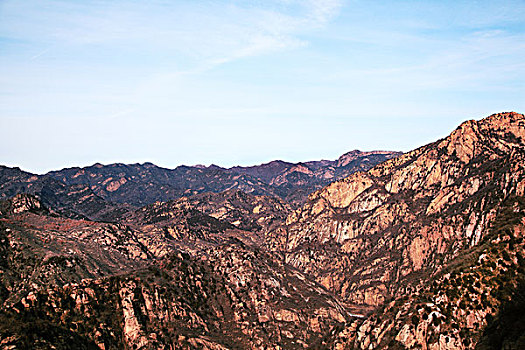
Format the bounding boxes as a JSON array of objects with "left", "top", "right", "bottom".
[{"left": 1, "top": 0, "right": 524, "bottom": 173}]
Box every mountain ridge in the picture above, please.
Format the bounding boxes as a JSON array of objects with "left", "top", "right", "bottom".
[
  {"left": 273, "top": 111, "right": 525, "bottom": 348},
  {"left": 0, "top": 149, "right": 400, "bottom": 220}
]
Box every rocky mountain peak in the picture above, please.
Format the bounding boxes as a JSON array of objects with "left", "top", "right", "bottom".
[
  {"left": 442, "top": 111, "right": 524, "bottom": 163},
  {"left": 276, "top": 111, "right": 525, "bottom": 316},
  {"left": 336, "top": 150, "right": 402, "bottom": 168},
  {"left": 336, "top": 150, "right": 364, "bottom": 167}
]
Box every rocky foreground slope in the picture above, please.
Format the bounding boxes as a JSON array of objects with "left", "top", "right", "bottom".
[{"left": 0, "top": 194, "right": 350, "bottom": 349}]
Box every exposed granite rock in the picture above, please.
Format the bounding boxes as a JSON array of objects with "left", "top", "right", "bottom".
[
  {"left": 0, "top": 194, "right": 352, "bottom": 349},
  {"left": 0, "top": 193, "right": 47, "bottom": 216},
  {"left": 278, "top": 112, "right": 525, "bottom": 309},
  {"left": 269, "top": 112, "right": 525, "bottom": 349},
  {"left": 332, "top": 196, "right": 525, "bottom": 349}
]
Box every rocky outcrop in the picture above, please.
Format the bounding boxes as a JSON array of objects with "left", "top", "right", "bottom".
[
  {"left": 270, "top": 112, "right": 525, "bottom": 348},
  {"left": 0, "top": 193, "right": 47, "bottom": 216},
  {"left": 277, "top": 112, "right": 525, "bottom": 307},
  {"left": 332, "top": 195, "right": 525, "bottom": 349}
]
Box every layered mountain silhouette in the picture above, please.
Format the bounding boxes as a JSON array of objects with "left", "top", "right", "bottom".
[
  {"left": 0, "top": 150, "right": 399, "bottom": 222},
  {"left": 0, "top": 112, "right": 524, "bottom": 349}
]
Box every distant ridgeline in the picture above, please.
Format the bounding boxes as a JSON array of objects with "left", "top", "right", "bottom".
[{"left": 0, "top": 149, "right": 400, "bottom": 220}]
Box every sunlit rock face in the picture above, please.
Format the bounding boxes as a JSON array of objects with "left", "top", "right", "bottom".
[{"left": 273, "top": 112, "right": 525, "bottom": 348}]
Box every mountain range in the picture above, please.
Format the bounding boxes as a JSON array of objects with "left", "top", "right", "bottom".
[
  {"left": 1, "top": 112, "right": 524, "bottom": 349},
  {"left": 0, "top": 149, "right": 399, "bottom": 221}
]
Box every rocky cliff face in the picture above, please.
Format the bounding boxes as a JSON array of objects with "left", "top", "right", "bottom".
[
  {"left": 330, "top": 195, "right": 525, "bottom": 349},
  {"left": 272, "top": 112, "right": 525, "bottom": 348}
]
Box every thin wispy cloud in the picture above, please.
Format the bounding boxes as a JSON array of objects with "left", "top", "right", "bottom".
[
  {"left": 29, "top": 47, "right": 52, "bottom": 61},
  {"left": 1, "top": 0, "right": 343, "bottom": 70}
]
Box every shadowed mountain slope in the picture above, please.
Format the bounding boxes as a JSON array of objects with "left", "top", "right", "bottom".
[
  {"left": 0, "top": 166, "right": 131, "bottom": 221},
  {"left": 0, "top": 150, "right": 399, "bottom": 222},
  {"left": 46, "top": 150, "right": 400, "bottom": 208}
]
